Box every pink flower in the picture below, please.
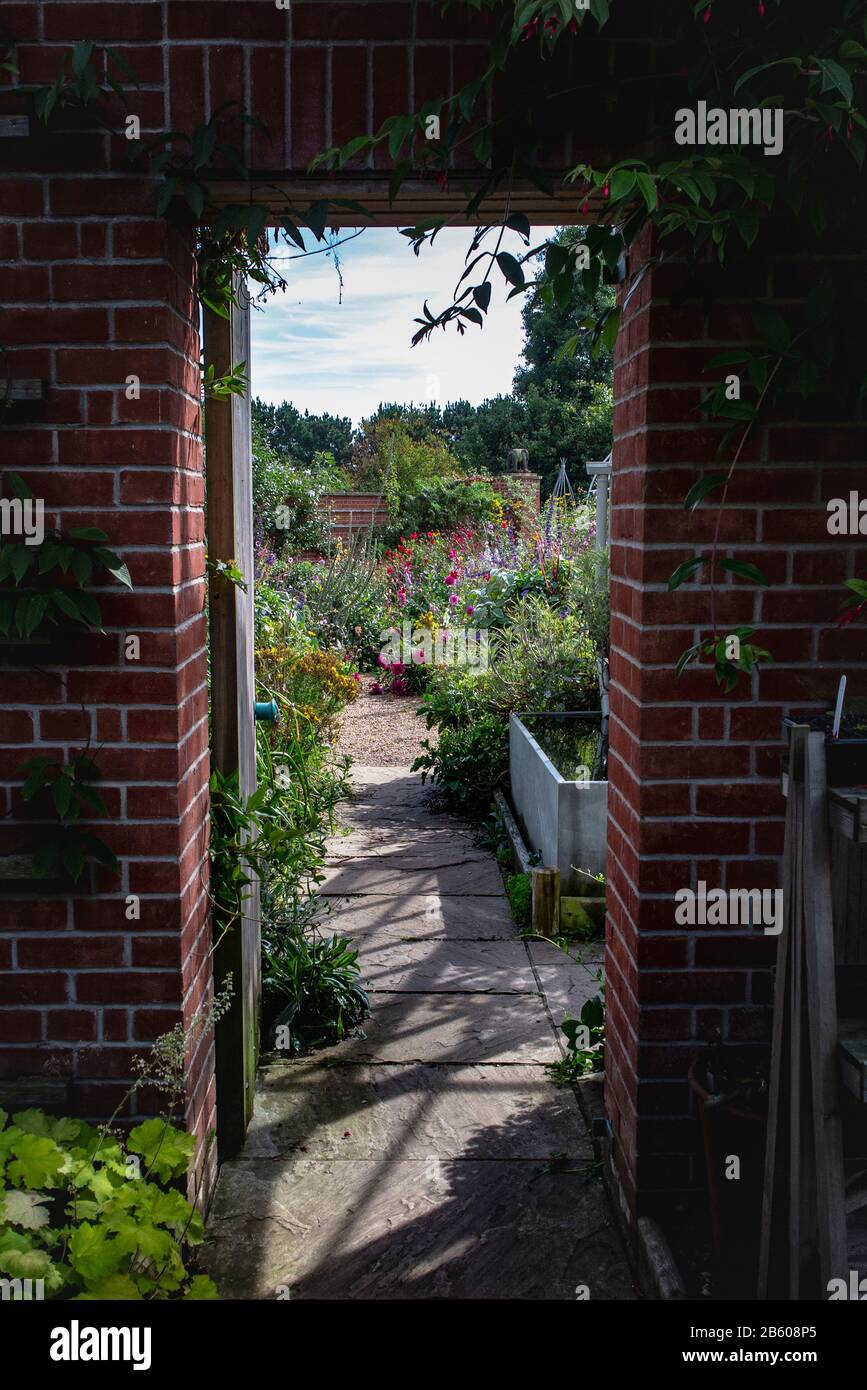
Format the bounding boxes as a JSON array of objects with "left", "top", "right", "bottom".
[
  {"left": 376, "top": 653, "right": 388, "bottom": 668},
  {"left": 466, "top": 604, "right": 475, "bottom": 615},
  {"left": 397, "top": 589, "right": 407, "bottom": 607},
  {"left": 448, "top": 593, "right": 458, "bottom": 606},
  {"left": 414, "top": 649, "right": 426, "bottom": 664},
  {"left": 445, "top": 574, "right": 456, "bottom": 586}
]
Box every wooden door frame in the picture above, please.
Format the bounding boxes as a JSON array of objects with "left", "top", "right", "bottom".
[
  {"left": 199, "top": 183, "right": 589, "bottom": 1156},
  {"left": 203, "top": 280, "right": 260, "bottom": 1159}
]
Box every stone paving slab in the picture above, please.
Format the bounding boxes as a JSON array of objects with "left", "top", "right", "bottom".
[
  {"left": 327, "top": 828, "right": 482, "bottom": 860},
  {"left": 202, "top": 1157, "right": 634, "bottom": 1300},
  {"left": 320, "top": 893, "right": 517, "bottom": 942},
  {"left": 242, "top": 1061, "right": 593, "bottom": 1161},
  {"left": 528, "top": 939, "right": 604, "bottom": 1024},
  {"left": 357, "top": 936, "right": 537, "bottom": 993},
  {"left": 332, "top": 991, "right": 560, "bottom": 1064},
  {"left": 325, "top": 844, "right": 491, "bottom": 871},
  {"left": 319, "top": 858, "right": 505, "bottom": 896},
  {"left": 346, "top": 766, "right": 430, "bottom": 803}
]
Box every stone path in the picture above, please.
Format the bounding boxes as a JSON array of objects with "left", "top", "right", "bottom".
[{"left": 202, "top": 766, "right": 636, "bottom": 1300}]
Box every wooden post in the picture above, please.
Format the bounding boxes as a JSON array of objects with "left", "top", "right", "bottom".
[
  {"left": 758, "top": 727, "right": 847, "bottom": 1299},
  {"left": 532, "top": 866, "right": 560, "bottom": 939},
  {"left": 203, "top": 280, "right": 260, "bottom": 1159}
]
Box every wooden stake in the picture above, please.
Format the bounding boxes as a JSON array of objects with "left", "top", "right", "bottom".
[{"left": 532, "top": 867, "right": 560, "bottom": 939}]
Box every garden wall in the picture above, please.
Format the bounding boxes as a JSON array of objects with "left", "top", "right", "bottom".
[
  {"left": 606, "top": 221, "right": 867, "bottom": 1215},
  {"left": 317, "top": 472, "right": 541, "bottom": 542}
]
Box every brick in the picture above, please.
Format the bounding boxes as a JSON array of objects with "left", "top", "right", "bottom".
[
  {"left": 290, "top": 47, "right": 326, "bottom": 167},
  {"left": 18, "top": 937, "right": 124, "bottom": 969}
]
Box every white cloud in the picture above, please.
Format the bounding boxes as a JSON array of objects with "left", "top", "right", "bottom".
[{"left": 250, "top": 227, "right": 556, "bottom": 424}]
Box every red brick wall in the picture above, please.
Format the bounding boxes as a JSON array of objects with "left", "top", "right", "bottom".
[
  {"left": 606, "top": 223, "right": 867, "bottom": 1215},
  {"left": 0, "top": 0, "right": 508, "bottom": 1194}
]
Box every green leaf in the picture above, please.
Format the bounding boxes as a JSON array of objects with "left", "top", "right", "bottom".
[
  {"left": 599, "top": 305, "right": 620, "bottom": 352},
  {"left": 472, "top": 281, "right": 492, "bottom": 313},
  {"left": 684, "top": 473, "right": 727, "bottom": 511},
  {"left": 71, "top": 41, "right": 94, "bottom": 79},
  {"left": 0, "top": 1189, "right": 51, "bottom": 1230},
  {"left": 128, "top": 1119, "right": 195, "bottom": 1182},
  {"left": 496, "top": 252, "right": 525, "bottom": 288},
  {"left": 814, "top": 57, "right": 854, "bottom": 106},
  {"left": 721, "top": 558, "right": 770, "bottom": 585},
  {"left": 68, "top": 527, "right": 108, "bottom": 542},
  {"left": 8, "top": 1133, "right": 69, "bottom": 1189},
  {"left": 304, "top": 200, "right": 328, "bottom": 241},
  {"left": 505, "top": 212, "right": 531, "bottom": 240},
  {"left": 635, "top": 171, "right": 657, "bottom": 212},
  {"left": 609, "top": 168, "right": 636, "bottom": 201},
  {"left": 732, "top": 57, "right": 800, "bottom": 98},
  {"left": 76, "top": 1272, "right": 143, "bottom": 1301},
  {"left": 184, "top": 1274, "right": 220, "bottom": 1300},
  {"left": 668, "top": 557, "right": 708, "bottom": 590},
  {"left": 68, "top": 1222, "right": 123, "bottom": 1282}
]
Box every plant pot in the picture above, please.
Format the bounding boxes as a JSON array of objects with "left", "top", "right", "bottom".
[
  {"left": 688, "top": 1058, "right": 767, "bottom": 1292},
  {"left": 784, "top": 712, "right": 867, "bottom": 788}
]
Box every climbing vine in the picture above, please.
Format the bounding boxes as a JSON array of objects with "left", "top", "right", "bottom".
[{"left": 3, "top": 6, "right": 867, "bottom": 690}]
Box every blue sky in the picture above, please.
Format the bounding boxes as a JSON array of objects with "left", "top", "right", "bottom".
[{"left": 250, "top": 227, "right": 556, "bottom": 424}]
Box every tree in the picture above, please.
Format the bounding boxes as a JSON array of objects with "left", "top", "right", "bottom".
[
  {"left": 252, "top": 398, "right": 353, "bottom": 468},
  {"left": 514, "top": 228, "right": 615, "bottom": 399}
]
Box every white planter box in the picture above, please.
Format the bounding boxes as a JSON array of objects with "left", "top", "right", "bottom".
[{"left": 509, "top": 713, "right": 608, "bottom": 894}]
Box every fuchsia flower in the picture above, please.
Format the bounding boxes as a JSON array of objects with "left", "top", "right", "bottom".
[
  {"left": 369, "top": 681, "right": 383, "bottom": 694},
  {"left": 466, "top": 604, "right": 475, "bottom": 615},
  {"left": 391, "top": 661, "right": 405, "bottom": 675},
  {"left": 397, "top": 589, "right": 407, "bottom": 607},
  {"left": 448, "top": 593, "right": 458, "bottom": 606},
  {"left": 391, "top": 677, "right": 408, "bottom": 695}
]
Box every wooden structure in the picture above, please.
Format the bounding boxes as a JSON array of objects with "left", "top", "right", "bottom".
[
  {"left": 203, "top": 285, "right": 261, "bottom": 1159},
  {"left": 758, "top": 727, "right": 850, "bottom": 1298}
]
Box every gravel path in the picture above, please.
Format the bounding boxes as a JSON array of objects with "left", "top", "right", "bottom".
[{"left": 335, "top": 689, "right": 436, "bottom": 766}]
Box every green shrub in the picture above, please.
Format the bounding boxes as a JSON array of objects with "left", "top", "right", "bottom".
[
  {"left": 380, "top": 478, "right": 497, "bottom": 543},
  {"left": 0, "top": 1109, "right": 216, "bottom": 1300},
  {"left": 262, "top": 924, "right": 369, "bottom": 1053},
  {"left": 412, "top": 711, "right": 508, "bottom": 810}
]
